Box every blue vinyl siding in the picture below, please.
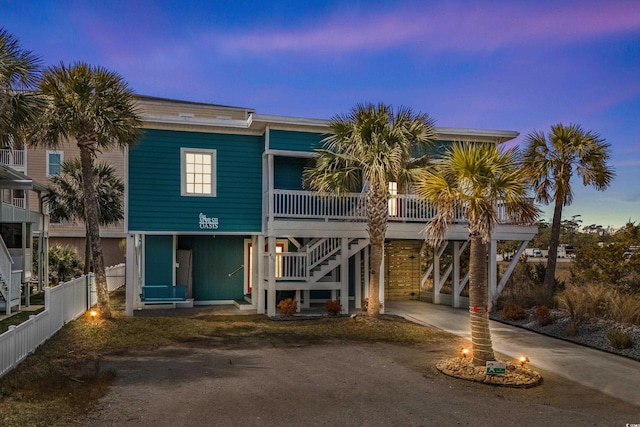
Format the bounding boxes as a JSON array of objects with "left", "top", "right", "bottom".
[
  {"left": 144, "top": 235, "right": 173, "bottom": 285},
  {"left": 178, "top": 235, "right": 245, "bottom": 301},
  {"left": 269, "top": 130, "right": 325, "bottom": 152},
  {"left": 274, "top": 157, "right": 309, "bottom": 190},
  {"left": 128, "top": 129, "right": 263, "bottom": 232}
]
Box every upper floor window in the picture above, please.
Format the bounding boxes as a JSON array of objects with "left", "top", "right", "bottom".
[
  {"left": 181, "top": 148, "right": 216, "bottom": 197},
  {"left": 46, "top": 151, "right": 63, "bottom": 176}
]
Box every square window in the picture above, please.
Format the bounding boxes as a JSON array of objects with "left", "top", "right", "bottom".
[{"left": 181, "top": 148, "right": 216, "bottom": 197}]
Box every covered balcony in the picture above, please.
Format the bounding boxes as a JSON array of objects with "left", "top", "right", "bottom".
[{"left": 0, "top": 148, "right": 26, "bottom": 173}]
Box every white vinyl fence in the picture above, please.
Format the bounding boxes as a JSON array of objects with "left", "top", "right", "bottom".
[{"left": 0, "top": 264, "right": 125, "bottom": 379}]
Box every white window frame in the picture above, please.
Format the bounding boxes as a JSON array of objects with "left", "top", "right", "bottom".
[
  {"left": 46, "top": 150, "right": 64, "bottom": 177},
  {"left": 180, "top": 148, "right": 217, "bottom": 197}
]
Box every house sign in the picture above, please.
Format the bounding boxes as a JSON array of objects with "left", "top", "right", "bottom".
[
  {"left": 199, "top": 213, "right": 219, "bottom": 230},
  {"left": 485, "top": 361, "right": 506, "bottom": 375}
]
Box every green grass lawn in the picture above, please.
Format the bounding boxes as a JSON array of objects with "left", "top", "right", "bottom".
[{"left": 0, "top": 288, "right": 455, "bottom": 427}]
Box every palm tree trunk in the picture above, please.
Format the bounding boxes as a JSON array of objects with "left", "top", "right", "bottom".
[
  {"left": 84, "top": 223, "right": 91, "bottom": 275},
  {"left": 544, "top": 195, "right": 563, "bottom": 289},
  {"left": 79, "top": 145, "right": 111, "bottom": 318},
  {"left": 468, "top": 234, "right": 495, "bottom": 365},
  {"left": 366, "top": 186, "right": 388, "bottom": 317}
]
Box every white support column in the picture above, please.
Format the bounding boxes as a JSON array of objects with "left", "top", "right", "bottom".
[
  {"left": 354, "top": 250, "right": 362, "bottom": 309},
  {"left": 340, "top": 237, "right": 349, "bottom": 314},
  {"left": 302, "top": 290, "right": 310, "bottom": 308},
  {"left": 251, "top": 235, "right": 259, "bottom": 309},
  {"left": 257, "top": 235, "right": 266, "bottom": 314},
  {"left": 267, "top": 154, "right": 275, "bottom": 224},
  {"left": 172, "top": 235, "right": 177, "bottom": 285},
  {"left": 452, "top": 241, "right": 461, "bottom": 308},
  {"left": 433, "top": 242, "right": 447, "bottom": 305},
  {"left": 379, "top": 247, "right": 385, "bottom": 314},
  {"left": 488, "top": 239, "right": 498, "bottom": 311},
  {"left": 294, "top": 290, "right": 301, "bottom": 312},
  {"left": 267, "top": 236, "right": 277, "bottom": 316},
  {"left": 125, "top": 233, "right": 135, "bottom": 316},
  {"left": 363, "top": 245, "right": 370, "bottom": 299}
]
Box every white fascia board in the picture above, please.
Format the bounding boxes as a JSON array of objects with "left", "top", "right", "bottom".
[
  {"left": 264, "top": 149, "right": 315, "bottom": 158},
  {"left": 254, "top": 115, "right": 517, "bottom": 142},
  {"left": 435, "top": 127, "right": 520, "bottom": 143},
  {"left": 253, "top": 114, "right": 330, "bottom": 128},
  {"left": 141, "top": 113, "right": 254, "bottom": 129}
]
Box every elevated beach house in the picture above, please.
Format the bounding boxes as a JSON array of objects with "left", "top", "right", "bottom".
[
  {"left": 0, "top": 163, "right": 48, "bottom": 314},
  {"left": 125, "top": 96, "right": 537, "bottom": 316}
]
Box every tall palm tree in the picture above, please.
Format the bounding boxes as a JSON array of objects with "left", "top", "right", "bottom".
[
  {"left": 45, "top": 158, "right": 125, "bottom": 274},
  {"left": 415, "top": 143, "right": 538, "bottom": 365},
  {"left": 523, "top": 124, "right": 614, "bottom": 290},
  {"left": 0, "top": 28, "right": 44, "bottom": 147},
  {"left": 304, "top": 103, "right": 436, "bottom": 317},
  {"left": 32, "top": 62, "right": 141, "bottom": 318}
]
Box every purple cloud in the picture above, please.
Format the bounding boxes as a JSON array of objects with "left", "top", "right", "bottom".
[{"left": 212, "top": 1, "right": 640, "bottom": 55}]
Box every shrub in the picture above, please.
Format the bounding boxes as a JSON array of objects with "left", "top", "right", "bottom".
[
  {"left": 607, "top": 330, "right": 633, "bottom": 349},
  {"left": 565, "top": 321, "right": 579, "bottom": 337},
  {"left": 501, "top": 303, "right": 528, "bottom": 321},
  {"left": 534, "top": 305, "right": 554, "bottom": 326},
  {"left": 608, "top": 290, "right": 640, "bottom": 326},
  {"left": 324, "top": 300, "right": 342, "bottom": 316},
  {"left": 48, "top": 244, "right": 84, "bottom": 285},
  {"left": 559, "top": 284, "right": 590, "bottom": 324},
  {"left": 498, "top": 261, "right": 559, "bottom": 309},
  {"left": 277, "top": 298, "right": 297, "bottom": 316}
]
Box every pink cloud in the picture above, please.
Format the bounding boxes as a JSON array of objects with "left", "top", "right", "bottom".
[{"left": 214, "top": 1, "right": 640, "bottom": 55}]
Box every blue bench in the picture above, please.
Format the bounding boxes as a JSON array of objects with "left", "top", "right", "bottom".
[{"left": 140, "top": 285, "right": 187, "bottom": 303}]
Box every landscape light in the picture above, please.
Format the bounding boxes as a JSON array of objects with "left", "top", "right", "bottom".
[
  {"left": 461, "top": 348, "right": 469, "bottom": 358},
  {"left": 90, "top": 310, "right": 97, "bottom": 320},
  {"left": 519, "top": 356, "right": 529, "bottom": 366}
]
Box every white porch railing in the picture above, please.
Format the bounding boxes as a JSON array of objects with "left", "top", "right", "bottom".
[
  {"left": 273, "top": 190, "right": 367, "bottom": 221},
  {"left": 0, "top": 149, "right": 25, "bottom": 169},
  {"left": 272, "top": 190, "right": 472, "bottom": 223},
  {"left": 10, "top": 198, "right": 24, "bottom": 209},
  {"left": 0, "top": 264, "right": 126, "bottom": 378}
]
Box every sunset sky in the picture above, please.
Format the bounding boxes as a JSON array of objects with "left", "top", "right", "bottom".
[{"left": 3, "top": 0, "right": 639, "bottom": 228}]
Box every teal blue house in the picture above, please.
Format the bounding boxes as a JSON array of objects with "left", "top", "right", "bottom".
[{"left": 124, "top": 96, "right": 537, "bottom": 316}]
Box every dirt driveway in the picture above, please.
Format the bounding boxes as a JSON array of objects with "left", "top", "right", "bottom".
[{"left": 79, "top": 341, "right": 639, "bottom": 427}]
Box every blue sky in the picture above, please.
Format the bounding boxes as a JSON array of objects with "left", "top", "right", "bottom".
[{"left": 4, "top": 0, "right": 639, "bottom": 228}]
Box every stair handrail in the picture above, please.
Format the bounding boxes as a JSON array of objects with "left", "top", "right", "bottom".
[
  {"left": 308, "top": 238, "right": 341, "bottom": 271},
  {"left": 0, "top": 237, "right": 14, "bottom": 301}
]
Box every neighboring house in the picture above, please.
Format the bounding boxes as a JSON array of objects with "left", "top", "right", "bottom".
[
  {"left": 4, "top": 128, "right": 128, "bottom": 267},
  {"left": 125, "top": 96, "right": 538, "bottom": 316},
  {"left": 0, "top": 164, "right": 48, "bottom": 314}
]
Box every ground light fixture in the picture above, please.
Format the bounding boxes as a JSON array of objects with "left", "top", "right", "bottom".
[
  {"left": 519, "top": 356, "right": 529, "bottom": 367},
  {"left": 90, "top": 310, "right": 97, "bottom": 320},
  {"left": 461, "top": 348, "right": 469, "bottom": 358}
]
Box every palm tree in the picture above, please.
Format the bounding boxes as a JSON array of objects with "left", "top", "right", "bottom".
[
  {"left": 0, "top": 28, "right": 44, "bottom": 147},
  {"left": 45, "top": 158, "right": 125, "bottom": 274},
  {"left": 303, "top": 103, "right": 436, "bottom": 317},
  {"left": 415, "top": 142, "right": 538, "bottom": 366},
  {"left": 523, "top": 124, "right": 614, "bottom": 290},
  {"left": 32, "top": 62, "right": 141, "bottom": 318}
]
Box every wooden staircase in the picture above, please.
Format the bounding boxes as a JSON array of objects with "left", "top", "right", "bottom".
[
  {"left": 0, "top": 238, "right": 19, "bottom": 315},
  {"left": 276, "top": 237, "right": 369, "bottom": 288}
]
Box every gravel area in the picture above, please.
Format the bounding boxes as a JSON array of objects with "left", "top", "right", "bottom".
[
  {"left": 490, "top": 309, "right": 640, "bottom": 361},
  {"left": 78, "top": 342, "right": 639, "bottom": 426}
]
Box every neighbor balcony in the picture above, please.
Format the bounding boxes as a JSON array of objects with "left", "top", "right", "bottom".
[{"left": 0, "top": 149, "right": 26, "bottom": 172}]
